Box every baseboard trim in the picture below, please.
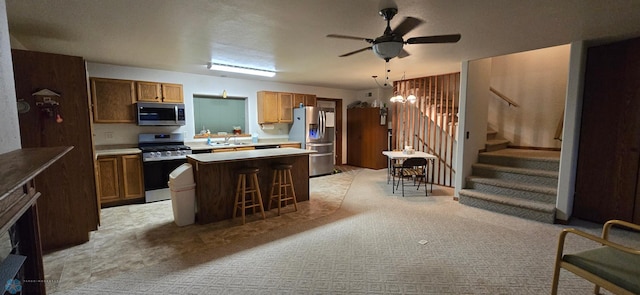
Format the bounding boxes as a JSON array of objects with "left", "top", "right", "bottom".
[{"left": 507, "top": 146, "right": 561, "bottom": 152}]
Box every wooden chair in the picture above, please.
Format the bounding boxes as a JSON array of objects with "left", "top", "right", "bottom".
[
  {"left": 392, "top": 157, "right": 428, "bottom": 197},
  {"left": 551, "top": 219, "right": 640, "bottom": 295}
]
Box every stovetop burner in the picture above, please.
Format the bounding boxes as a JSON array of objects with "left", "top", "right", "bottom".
[
  {"left": 138, "top": 133, "right": 192, "bottom": 162},
  {"left": 139, "top": 145, "right": 191, "bottom": 152}
]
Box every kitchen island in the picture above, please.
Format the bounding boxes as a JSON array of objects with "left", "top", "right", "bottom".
[{"left": 187, "top": 148, "right": 315, "bottom": 224}]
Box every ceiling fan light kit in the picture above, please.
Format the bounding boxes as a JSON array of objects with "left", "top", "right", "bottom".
[
  {"left": 327, "top": 1, "right": 461, "bottom": 61},
  {"left": 206, "top": 62, "right": 276, "bottom": 77},
  {"left": 373, "top": 41, "right": 403, "bottom": 61}
]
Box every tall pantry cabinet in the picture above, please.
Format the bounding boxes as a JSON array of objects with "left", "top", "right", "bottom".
[
  {"left": 347, "top": 107, "right": 388, "bottom": 169},
  {"left": 12, "top": 50, "right": 99, "bottom": 250}
]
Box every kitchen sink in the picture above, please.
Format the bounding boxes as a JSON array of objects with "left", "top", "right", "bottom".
[{"left": 208, "top": 142, "right": 248, "bottom": 146}]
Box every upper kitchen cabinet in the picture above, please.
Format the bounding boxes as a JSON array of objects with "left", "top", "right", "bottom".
[
  {"left": 294, "top": 93, "right": 317, "bottom": 108},
  {"left": 257, "top": 91, "right": 293, "bottom": 123},
  {"left": 91, "top": 77, "right": 137, "bottom": 123},
  {"left": 136, "top": 81, "right": 184, "bottom": 103}
]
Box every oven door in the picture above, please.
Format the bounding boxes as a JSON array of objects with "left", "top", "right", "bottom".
[{"left": 143, "top": 158, "right": 187, "bottom": 202}]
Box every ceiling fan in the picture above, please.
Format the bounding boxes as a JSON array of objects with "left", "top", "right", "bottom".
[{"left": 327, "top": 2, "right": 461, "bottom": 61}]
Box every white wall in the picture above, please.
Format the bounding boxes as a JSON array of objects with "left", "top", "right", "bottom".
[
  {"left": 0, "top": 0, "right": 20, "bottom": 154},
  {"left": 88, "top": 63, "right": 358, "bottom": 163},
  {"left": 454, "top": 59, "right": 491, "bottom": 196},
  {"left": 556, "top": 41, "right": 586, "bottom": 221},
  {"left": 355, "top": 87, "right": 394, "bottom": 107},
  {"left": 489, "top": 45, "right": 570, "bottom": 148}
]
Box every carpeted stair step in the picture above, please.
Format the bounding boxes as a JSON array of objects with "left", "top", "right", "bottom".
[
  {"left": 472, "top": 163, "right": 558, "bottom": 187},
  {"left": 478, "top": 150, "right": 560, "bottom": 171},
  {"left": 458, "top": 189, "right": 556, "bottom": 223},
  {"left": 485, "top": 139, "right": 509, "bottom": 152},
  {"left": 466, "top": 176, "right": 557, "bottom": 204}
]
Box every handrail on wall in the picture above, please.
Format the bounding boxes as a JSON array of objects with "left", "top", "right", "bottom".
[
  {"left": 554, "top": 108, "right": 564, "bottom": 141},
  {"left": 489, "top": 87, "right": 519, "bottom": 107}
]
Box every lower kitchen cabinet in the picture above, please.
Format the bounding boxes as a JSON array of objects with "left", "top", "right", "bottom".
[
  {"left": 212, "top": 146, "right": 256, "bottom": 152},
  {"left": 280, "top": 143, "right": 302, "bottom": 148},
  {"left": 96, "top": 154, "right": 144, "bottom": 205}
]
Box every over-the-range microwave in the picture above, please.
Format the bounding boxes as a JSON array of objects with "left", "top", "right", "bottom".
[{"left": 136, "top": 102, "right": 186, "bottom": 126}]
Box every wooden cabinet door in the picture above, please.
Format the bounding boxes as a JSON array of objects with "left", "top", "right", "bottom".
[
  {"left": 97, "top": 157, "right": 120, "bottom": 203},
  {"left": 294, "top": 93, "right": 305, "bottom": 108},
  {"left": 293, "top": 94, "right": 316, "bottom": 108},
  {"left": 280, "top": 143, "right": 301, "bottom": 148},
  {"left": 91, "top": 78, "right": 136, "bottom": 123},
  {"left": 347, "top": 108, "right": 387, "bottom": 169},
  {"left": 257, "top": 91, "right": 279, "bottom": 123},
  {"left": 121, "top": 154, "right": 144, "bottom": 200},
  {"left": 278, "top": 92, "right": 293, "bottom": 122},
  {"left": 305, "top": 95, "right": 317, "bottom": 107},
  {"left": 161, "top": 83, "right": 184, "bottom": 103},
  {"left": 136, "top": 81, "right": 162, "bottom": 102},
  {"left": 347, "top": 108, "right": 363, "bottom": 167}
]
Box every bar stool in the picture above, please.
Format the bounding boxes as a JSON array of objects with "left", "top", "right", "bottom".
[
  {"left": 233, "top": 167, "right": 265, "bottom": 224},
  {"left": 268, "top": 164, "right": 298, "bottom": 216}
]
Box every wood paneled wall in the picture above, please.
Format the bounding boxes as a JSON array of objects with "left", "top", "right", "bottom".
[
  {"left": 12, "top": 50, "right": 98, "bottom": 250},
  {"left": 391, "top": 73, "right": 460, "bottom": 187}
]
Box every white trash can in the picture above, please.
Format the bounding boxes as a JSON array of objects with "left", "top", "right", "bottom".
[{"left": 168, "top": 163, "right": 196, "bottom": 226}]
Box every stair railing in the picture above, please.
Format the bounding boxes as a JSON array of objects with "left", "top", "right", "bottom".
[
  {"left": 391, "top": 73, "right": 459, "bottom": 187},
  {"left": 489, "top": 87, "right": 519, "bottom": 107}
]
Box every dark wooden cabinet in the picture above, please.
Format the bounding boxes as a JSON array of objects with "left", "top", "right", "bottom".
[
  {"left": 12, "top": 50, "right": 99, "bottom": 250},
  {"left": 574, "top": 37, "right": 640, "bottom": 224},
  {"left": 347, "top": 107, "right": 388, "bottom": 169}
]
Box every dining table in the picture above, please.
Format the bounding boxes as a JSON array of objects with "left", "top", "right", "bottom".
[{"left": 382, "top": 150, "right": 438, "bottom": 193}]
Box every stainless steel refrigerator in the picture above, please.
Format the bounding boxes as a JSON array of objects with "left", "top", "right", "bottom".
[{"left": 289, "top": 107, "right": 335, "bottom": 176}]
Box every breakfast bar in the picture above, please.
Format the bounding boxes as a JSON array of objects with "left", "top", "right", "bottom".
[{"left": 187, "top": 148, "right": 315, "bottom": 224}]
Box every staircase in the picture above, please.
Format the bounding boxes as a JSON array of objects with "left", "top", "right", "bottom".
[
  {"left": 458, "top": 148, "right": 560, "bottom": 223},
  {"left": 485, "top": 128, "right": 509, "bottom": 152}
]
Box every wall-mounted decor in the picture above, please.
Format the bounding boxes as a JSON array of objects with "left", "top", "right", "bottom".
[{"left": 32, "top": 88, "right": 63, "bottom": 123}]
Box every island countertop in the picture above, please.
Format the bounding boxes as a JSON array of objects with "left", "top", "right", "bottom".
[
  {"left": 187, "top": 147, "right": 315, "bottom": 163},
  {"left": 187, "top": 148, "right": 313, "bottom": 224}
]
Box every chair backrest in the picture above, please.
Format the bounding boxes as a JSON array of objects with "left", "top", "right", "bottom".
[{"left": 402, "top": 157, "right": 427, "bottom": 168}]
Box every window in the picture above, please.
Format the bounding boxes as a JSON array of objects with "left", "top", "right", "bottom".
[{"left": 193, "top": 95, "right": 247, "bottom": 135}]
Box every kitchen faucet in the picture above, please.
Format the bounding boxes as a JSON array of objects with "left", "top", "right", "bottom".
[{"left": 224, "top": 134, "right": 237, "bottom": 144}]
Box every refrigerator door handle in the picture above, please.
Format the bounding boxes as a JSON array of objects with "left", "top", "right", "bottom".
[{"left": 319, "top": 110, "right": 324, "bottom": 139}]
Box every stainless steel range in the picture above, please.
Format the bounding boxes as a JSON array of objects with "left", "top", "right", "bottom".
[{"left": 138, "top": 133, "right": 192, "bottom": 203}]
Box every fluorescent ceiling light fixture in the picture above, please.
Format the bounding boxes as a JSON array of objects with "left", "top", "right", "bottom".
[{"left": 207, "top": 62, "right": 275, "bottom": 77}]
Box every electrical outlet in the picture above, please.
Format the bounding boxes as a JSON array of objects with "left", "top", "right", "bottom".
[{"left": 104, "top": 132, "right": 114, "bottom": 140}]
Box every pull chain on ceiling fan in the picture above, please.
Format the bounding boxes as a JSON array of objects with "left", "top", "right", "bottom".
[{"left": 327, "top": 1, "right": 461, "bottom": 61}]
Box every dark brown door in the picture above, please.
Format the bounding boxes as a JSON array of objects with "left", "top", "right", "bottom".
[
  {"left": 574, "top": 37, "right": 640, "bottom": 224},
  {"left": 12, "top": 50, "right": 99, "bottom": 249}
]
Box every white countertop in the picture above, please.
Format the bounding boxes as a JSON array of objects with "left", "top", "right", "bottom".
[
  {"left": 187, "top": 140, "right": 301, "bottom": 151},
  {"left": 188, "top": 148, "right": 314, "bottom": 163}
]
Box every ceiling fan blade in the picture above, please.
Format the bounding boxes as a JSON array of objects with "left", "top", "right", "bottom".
[
  {"left": 327, "top": 34, "right": 374, "bottom": 43},
  {"left": 406, "top": 34, "right": 462, "bottom": 44},
  {"left": 392, "top": 17, "right": 423, "bottom": 37},
  {"left": 397, "top": 48, "right": 410, "bottom": 58},
  {"left": 339, "top": 47, "right": 372, "bottom": 57}
]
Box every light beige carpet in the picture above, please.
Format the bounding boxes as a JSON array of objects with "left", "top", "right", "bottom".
[{"left": 52, "top": 168, "right": 637, "bottom": 294}]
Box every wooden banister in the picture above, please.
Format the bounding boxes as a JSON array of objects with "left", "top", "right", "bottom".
[
  {"left": 554, "top": 108, "right": 564, "bottom": 141},
  {"left": 489, "top": 87, "right": 519, "bottom": 107}
]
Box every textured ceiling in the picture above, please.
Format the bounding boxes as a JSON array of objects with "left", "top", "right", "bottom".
[{"left": 6, "top": 0, "right": 640, "bottom": 90}]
